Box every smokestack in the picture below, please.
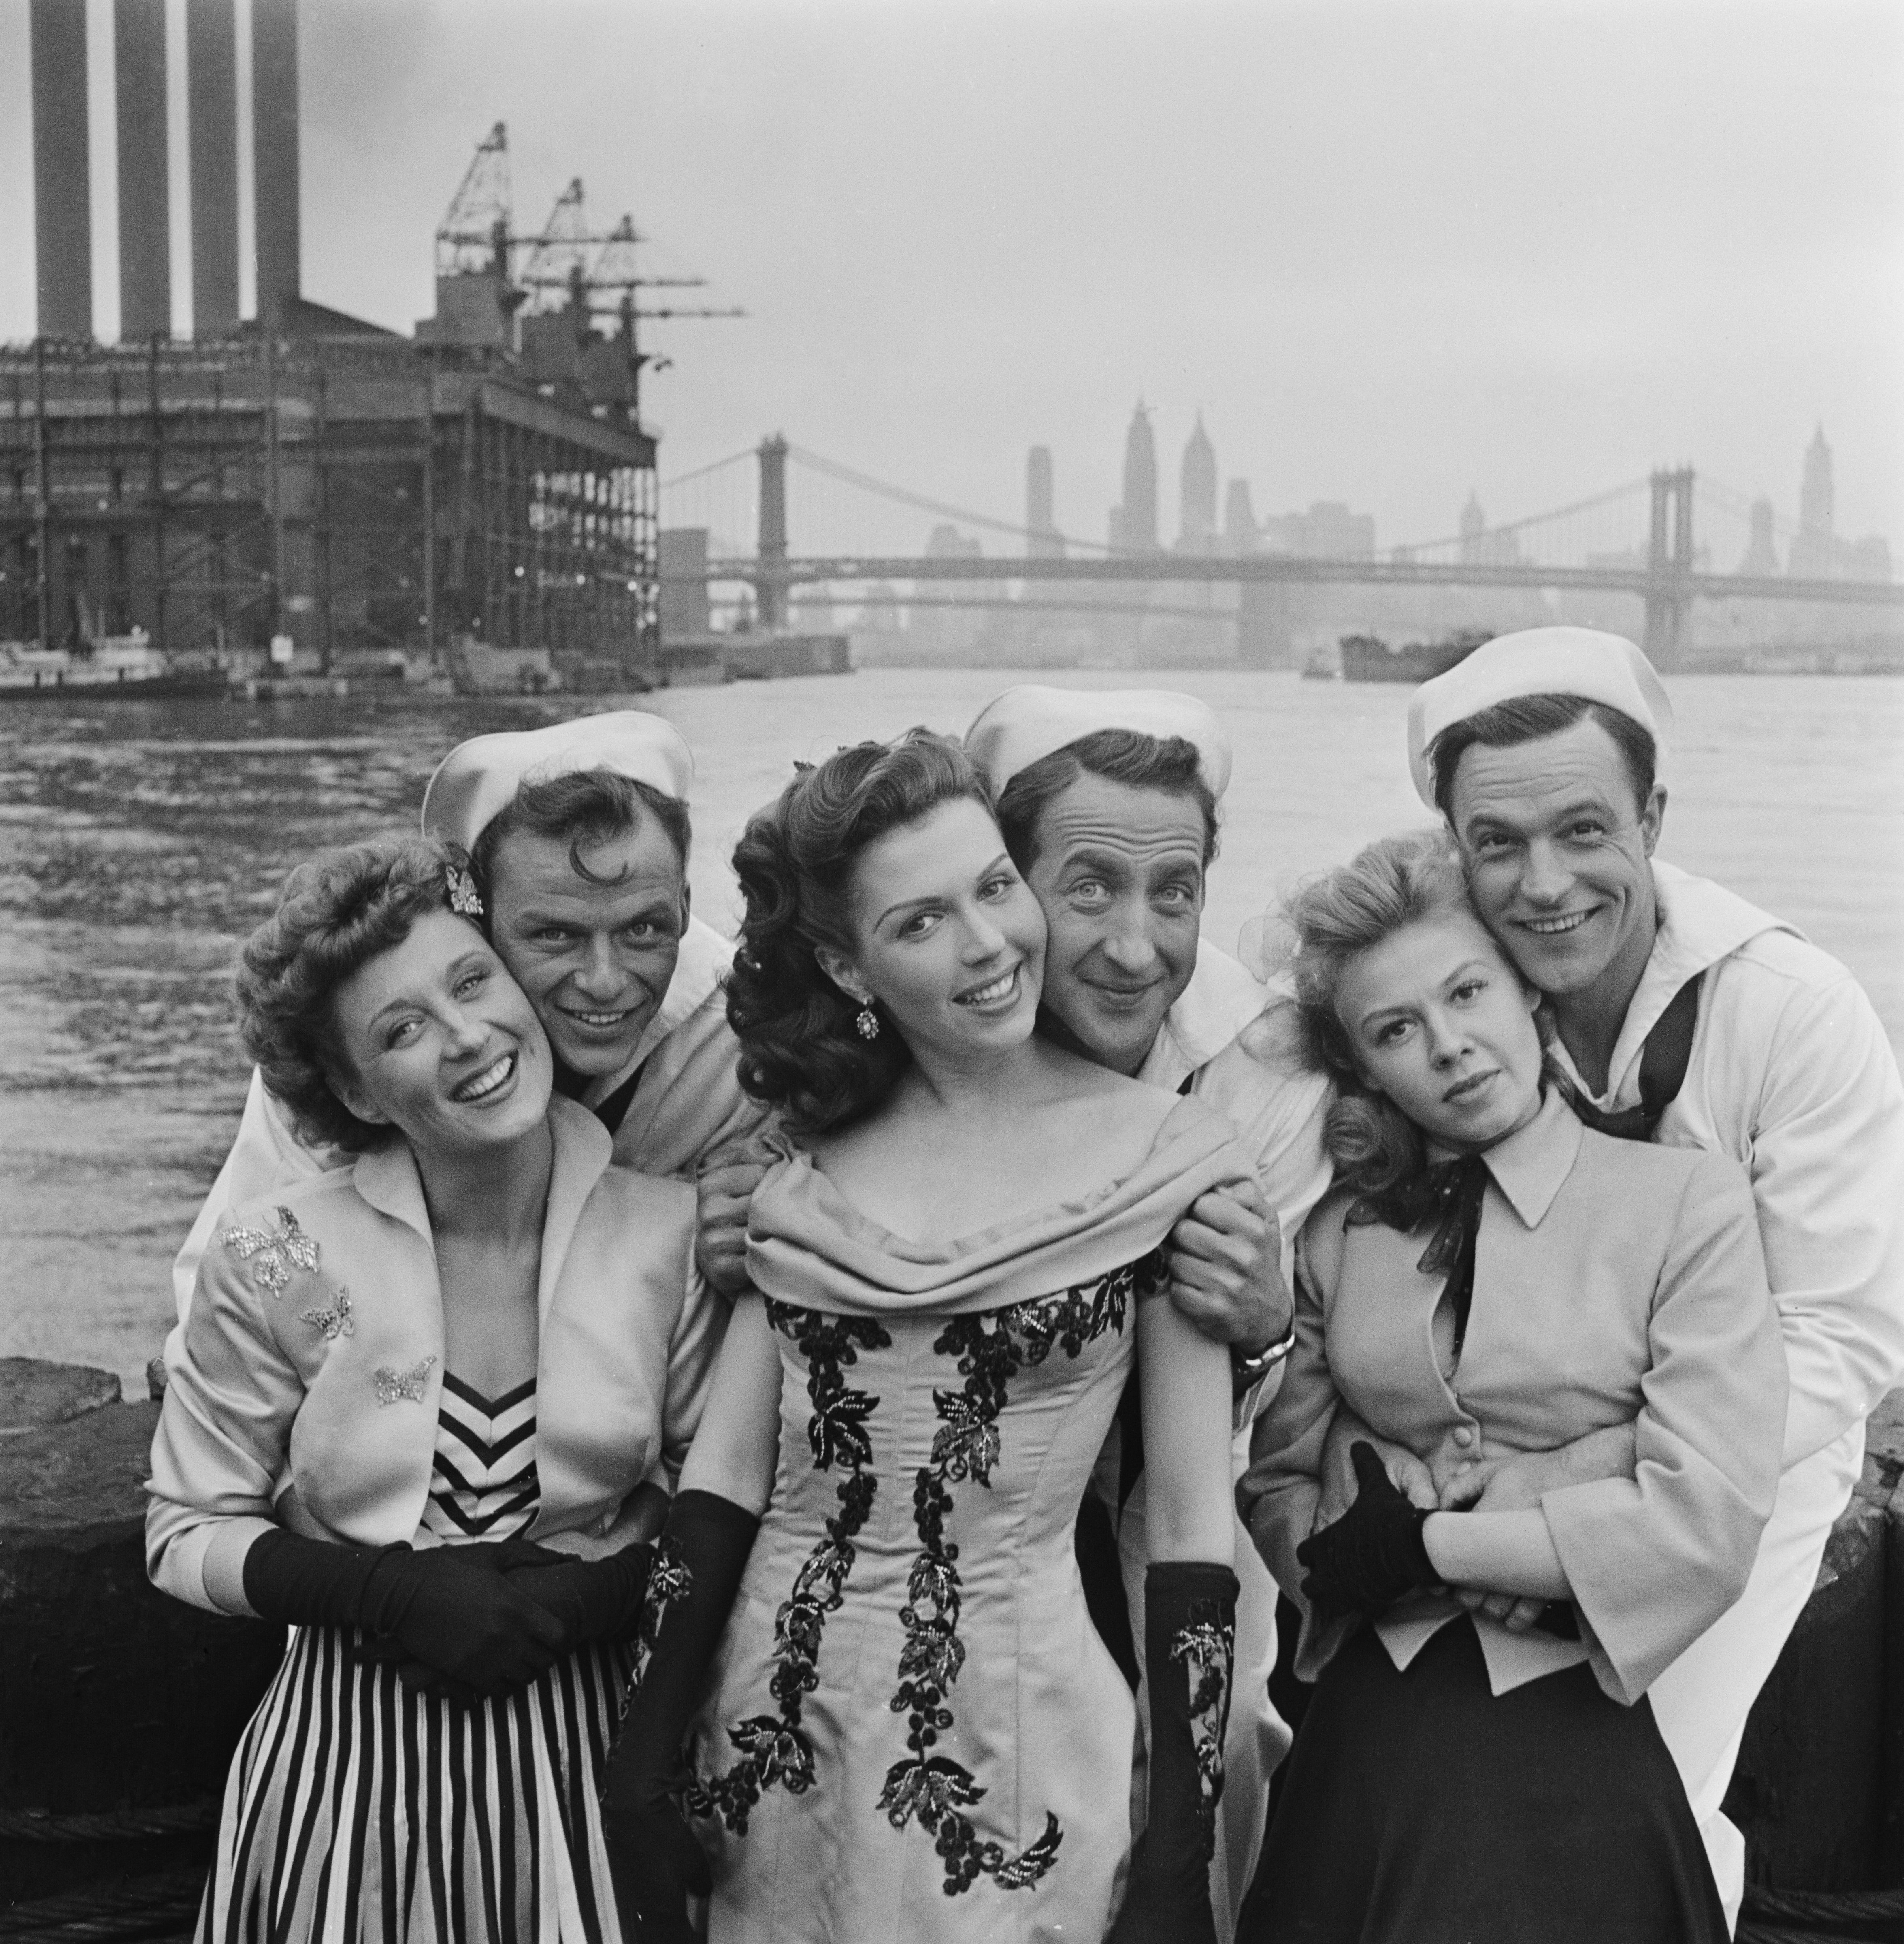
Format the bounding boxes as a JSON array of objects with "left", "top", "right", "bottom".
[
  {"left": 116, "top": 0, "right": 172, "bottom": 339},
  {"left": 187, "top": 0, "right": 240, "bottom": 336},
  {"left": 30, "top": 0, "right": 94, "bottom": 339},
  {"left": 252, "top": 0, "right": 300, "bottom": 328}
]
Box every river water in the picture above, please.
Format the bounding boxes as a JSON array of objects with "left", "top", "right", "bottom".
[{"left": 3, "top": 668, "right": 1900, "bottom": 1392}]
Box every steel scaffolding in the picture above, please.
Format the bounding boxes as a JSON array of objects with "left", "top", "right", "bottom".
[{"left": 0, "top": 333, "right": 658, "bottom": 674}]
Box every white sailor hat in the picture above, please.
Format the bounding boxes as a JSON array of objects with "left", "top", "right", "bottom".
[
  {"left": 421, "top": 711, "right": 695, "bottom": 850},
  {"left": 1406, "top": 627, "right": 1673, "bottom": 809},
  {"left": 964, "top": 685, "right": 1233, "bottom": 801}
]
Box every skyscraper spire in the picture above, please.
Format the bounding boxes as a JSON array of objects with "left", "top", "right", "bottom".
[
  {"left": 1178, "top": 413, "right": 1216, "bottom": 550},
  {"left": 1800, "top": 424, "right": 1833, "bottom": 536},
  {"left": 1119, "top": 401, "right": 1158, "bottom": 552}
]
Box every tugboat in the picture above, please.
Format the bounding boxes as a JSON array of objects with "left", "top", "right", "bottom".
[
  {"left": 1339, "top": 627, "right": 1492, "bottom": 684},
  {"left": 0, "top": 628, "right": 228, "bottom": 700}
]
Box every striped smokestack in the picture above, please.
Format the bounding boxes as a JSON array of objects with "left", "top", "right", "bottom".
[
  {"left": 187, "top": 0, "right": 240, "bottom": 337},
  {"left": 251, "top": 0, "right": 300, "bottom": 329},
  {"left": 30, "top": 0, "right": 93, "bottom": 340},
  {"left": 115, "top": 0, "right": 172, "bottom": 340}
]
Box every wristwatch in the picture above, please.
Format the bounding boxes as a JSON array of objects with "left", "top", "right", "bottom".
[{"left": 1230, "top": 1326, "right": 1295, "bottom": 1391}]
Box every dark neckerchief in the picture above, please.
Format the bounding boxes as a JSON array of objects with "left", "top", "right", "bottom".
[
  {"left": 1348, "top": 1152, "right": 1491, "bottom": 1370},
  {"left": 1553, "top": 973, "right": 1702, "bottom": 1144},
  {"left": 552, "top": 1057, "right": 648, "bottom": 1138}
]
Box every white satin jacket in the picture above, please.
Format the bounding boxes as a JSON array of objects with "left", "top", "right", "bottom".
[{"left": 147, "top": 1098, "right": 723, "bottom": 1614}]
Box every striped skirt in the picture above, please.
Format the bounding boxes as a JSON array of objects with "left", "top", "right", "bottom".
[{"left": 195, "top": 1625, "right": 635, "bottom": 1944}]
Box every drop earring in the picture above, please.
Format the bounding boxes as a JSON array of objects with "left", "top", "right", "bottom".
[{"left": 855, "top": 1003, "right": 880, "bottom": 1041}]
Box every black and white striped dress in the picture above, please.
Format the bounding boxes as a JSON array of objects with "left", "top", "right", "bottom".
[{"left": 195, "top": 1379, "right": 635, "bottom": 1944}]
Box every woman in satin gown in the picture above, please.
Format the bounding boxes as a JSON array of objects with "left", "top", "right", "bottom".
[{"left": 604, "top": 730, "right": 1251, "bottom": 1944}]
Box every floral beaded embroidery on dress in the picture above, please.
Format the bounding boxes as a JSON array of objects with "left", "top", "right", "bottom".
[
  {"left": 692, "top": 1252, "right": 1168, "bottom": 1940},
  {"left": 876, "top": 1264, "right": 1151, "bottom": 1895},
  {"left": 690, "top": 1303, "right": 892, "bottom": 1835}
]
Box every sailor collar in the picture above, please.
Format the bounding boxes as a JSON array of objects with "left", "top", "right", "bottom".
[{"left": 1548, "top": 860, "right": 1799, "bottom": 1109}]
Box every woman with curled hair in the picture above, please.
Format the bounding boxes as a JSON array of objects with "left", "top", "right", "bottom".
[
  {"left": 148, "top": 833, "right": 721, "bottom": 1944},
  {"left": 605, "top": 729, "right": 1252, "bottom": 1944},
  {"left": 1235, "top": 829, "right": 1786, "bottom": 1943}
]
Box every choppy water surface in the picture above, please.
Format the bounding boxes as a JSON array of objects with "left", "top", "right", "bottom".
[{"left": 3, "top": 671, "right": 1900, "bottom": 1391}]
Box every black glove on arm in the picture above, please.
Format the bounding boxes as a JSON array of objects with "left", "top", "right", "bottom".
[
  {"left": 241, "top": 1528, "right": 574, "bottom": 1693},
  {"left": 1295, "top": 1440, "right": 1437, "bottom": 1619},
  {"left": 602, "top": 1489, "right": 760, "bottom": 1944},
  {"left": 506, "top": 1541, "right": 654, "bottom": 1646},
  {"left": 1106, "top": 1560, "right": 1239, "bottom": 1944}
]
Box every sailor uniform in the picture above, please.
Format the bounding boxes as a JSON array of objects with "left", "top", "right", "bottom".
[{"left": 1557, "top": 859, "right": 1904, "bottom": 1916}]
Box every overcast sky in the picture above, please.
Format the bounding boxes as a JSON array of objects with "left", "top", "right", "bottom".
[{"left": 2, "top": 0, "right": 1900, "bottom": 557}]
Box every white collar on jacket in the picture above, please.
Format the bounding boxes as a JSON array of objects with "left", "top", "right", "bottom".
[
  {"left": 351, "top": 1095, "right": 614, "bottom": 1320},
  {"left": 1137, "top": 940, "right": 1268, "bottom": 1088}
]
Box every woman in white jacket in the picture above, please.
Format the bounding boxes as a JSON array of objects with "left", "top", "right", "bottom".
[{"left": 147, "top": 834, "right": 722, "bottom": 1944}]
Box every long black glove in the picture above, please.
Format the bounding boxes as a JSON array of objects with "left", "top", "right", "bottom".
[
  {"left": 1295, "top": 1440, "right": 1437, "bottom": 1619},
  {"left": 506, "top": 1541, "right": 654, "bottom": 1646},
  {"left": 602, "top": 1490, "right": 760, "bottom": 1944},
  {"left": 1107, "top": 1560, "right": 1239, "bottom": 1944},
  {"left": 242, "top": 1528, "right": 573, "bottom": 1691}
]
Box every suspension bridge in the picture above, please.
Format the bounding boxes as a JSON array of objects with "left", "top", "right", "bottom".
[{"left": 660, "top": 441, "right": 1902, "bottom": 666}]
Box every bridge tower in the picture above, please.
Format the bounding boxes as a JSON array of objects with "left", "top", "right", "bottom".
[
  {"left": 1644, "top": 466, "right": 1695, "bottom": 667},
  {"left": 758, "top": 434, "right": 790, "bottom": 630}
]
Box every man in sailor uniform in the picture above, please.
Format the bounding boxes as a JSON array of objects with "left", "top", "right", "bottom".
[
  {"left": 172, "top": 712, "right": 765, "bottom": 1322},
  {"left": 1377, "top": 627, "right": 1904, "bottom": 1929}
]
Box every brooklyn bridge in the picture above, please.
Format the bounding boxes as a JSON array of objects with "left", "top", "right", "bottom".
[{"left": 662, "top": 440, "right": 1903, "bottom": 668}]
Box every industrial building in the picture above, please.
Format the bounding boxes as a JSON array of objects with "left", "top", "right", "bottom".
[{"left": 2, "top": 0, "right": 680, "bottom": 683}]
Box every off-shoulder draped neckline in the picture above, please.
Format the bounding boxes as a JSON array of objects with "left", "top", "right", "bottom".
[{"left": 744, "top": 1094, "right": 1257, "bottom": 1319}]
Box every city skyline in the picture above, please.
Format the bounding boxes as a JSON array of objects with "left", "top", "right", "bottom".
[{"left": 0, "top": 2, "right": 1897, "bottom": 556}]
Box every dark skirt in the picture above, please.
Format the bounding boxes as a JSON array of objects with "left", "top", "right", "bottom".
[
  {"left": 195, "top": 1624, "right": 635, "bottom": 1944},
  {"left": 1245, "top": 1617, "right": 1727, "bottom": 1944}
]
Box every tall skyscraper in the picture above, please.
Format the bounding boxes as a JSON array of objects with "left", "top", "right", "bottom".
[
  {"left": 1026, "top": 446, "right": 1063, "bottom": 559},
  {"left": 1738, "top": 499, "right": 1779, "bottom": 577},
  {"left": 1800, "top": 425, "right": 1834, "bottom": 536},
  {"left": 1178, "top": 414, "right": 1216, "bottom": 550},
  {"left": 1222, "top": 480, "right": 1257, "bottom": 556},
  {"left": 1119, "top": 403, "right": 1159, "bottom": 552}
]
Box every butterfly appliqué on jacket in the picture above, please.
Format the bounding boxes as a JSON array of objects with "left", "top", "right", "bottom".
[
  {"left": 374, "top": 1356, "right": 437, "bottom": 1407},
  {"left": 219, "top": 1207, "right": 320, "bottom": 1296},
  {"left": 299, "top": 1287, "right": 354, "bottom": 1341}
]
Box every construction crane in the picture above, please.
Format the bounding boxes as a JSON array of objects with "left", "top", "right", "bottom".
[{"left": 430, "top": 127, "right": 743, "bottom": 416}]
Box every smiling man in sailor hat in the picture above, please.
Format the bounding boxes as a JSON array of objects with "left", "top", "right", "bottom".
[
  {"left": 1330, "top": 626, "right": 1904, "bottom": 1927},
  {"left": 173, "top": 712, "right": 766, "bottom": 1318},
  {"left": 966, "top": 683, "right": 1333, "bottom": 1943}
]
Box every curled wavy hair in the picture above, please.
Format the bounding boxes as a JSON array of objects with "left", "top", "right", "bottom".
[
  {"left": 234, "top": 834, "right": 472, "bottom": 1153},
  {"left": 1268, "top": 827, "right": 1514, "bottom": 1198},
  {"left": 726, "top": 729, "right": 995, "bottom": 1138}
]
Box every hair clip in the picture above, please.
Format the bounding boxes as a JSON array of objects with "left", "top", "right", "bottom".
[
  {"left": 792, "top": 759, "right": 815, "bottom": 776},
  {"left": 446, "top": 864, "right": 484, "bottom": 919}
]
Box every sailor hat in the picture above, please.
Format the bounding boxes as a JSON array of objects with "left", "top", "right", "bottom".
[
  {"left": 421, "top": 711, "right": 695, "bottom": 850},
  {"left": 1406, "top": 627, "right": 1673, "bottom": 809},
  {"left": 965, "top": 685, "right": 1233, "bottom": 800}
]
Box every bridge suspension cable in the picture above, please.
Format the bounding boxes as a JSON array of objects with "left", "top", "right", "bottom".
[
  {"left": 660, "top": 448, "right": 757, "bottom": 491},
  {"left": 1392, "top": 476, "right": 1653, "bottom": 558},
  {"left": 788, "top": 444, "right": 1129, "bottom": 557}
]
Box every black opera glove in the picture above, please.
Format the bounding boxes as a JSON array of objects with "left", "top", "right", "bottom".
[
  {"left": 1105, "top": 1561, "right": 1239, "bottom": 1944},
  {"left": 505, "top": 1541, "right": 654, "bottom": 1646},
  {"left": 1295, "top": 1440, "right": 1437, "bottom": 1619},
  {"left": 241, "top": 1529, "right": 575, "bottom": 1692},
  {"left": 602, "top": 1490, "right": 760, "bottom": 1944}
]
